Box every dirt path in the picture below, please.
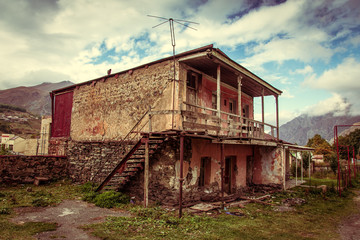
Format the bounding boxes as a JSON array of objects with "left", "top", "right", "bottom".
[
  {"left": 338, "top": 191, "right": 360, "bottom": 240},
  {"left": 12, "top": 199, "right": 131, "bottom": 240}
]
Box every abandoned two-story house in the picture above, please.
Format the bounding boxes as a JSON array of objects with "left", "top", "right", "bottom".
[{"left": 49, "top": 45, "right": 300, "bottom": 206}]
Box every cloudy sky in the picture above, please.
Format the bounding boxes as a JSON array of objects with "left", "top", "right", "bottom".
[{"left": 0, "top": 0, "right": 359, "bottom": 125}]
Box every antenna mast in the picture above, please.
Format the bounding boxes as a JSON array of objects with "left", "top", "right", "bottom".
[{"left": 148, "top": 15, "right": 199, "bottom": 129}]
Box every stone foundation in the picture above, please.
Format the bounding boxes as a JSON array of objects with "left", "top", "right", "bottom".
[{"left": 0, "top": 155, "right": 68, "bottom": 184}]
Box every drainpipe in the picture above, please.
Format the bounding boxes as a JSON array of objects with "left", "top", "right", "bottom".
[{"left": 179, "top": 134, "right": 184, "bottom": 218}]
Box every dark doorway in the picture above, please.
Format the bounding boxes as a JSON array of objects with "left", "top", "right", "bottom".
[
  {"left": 224, "top": 156, "right": 236, "bottom": 194},
  {"left": 199, "top": 157, "right": 211, "bottom": 187},
  {"left": 246, "top": 155, "right": 254, "bottom": 185}
]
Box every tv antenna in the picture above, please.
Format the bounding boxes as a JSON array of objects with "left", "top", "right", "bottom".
[{"left": 147, "top": 15, "right": 199, "bottom": 129}]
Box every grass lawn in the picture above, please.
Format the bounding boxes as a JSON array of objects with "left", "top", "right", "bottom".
[
  {"left": 83, "top": 177, "right": 360, "bottom": 240},
  {"left": 0, "top": 178, "right": 359, "bottom": 239}
]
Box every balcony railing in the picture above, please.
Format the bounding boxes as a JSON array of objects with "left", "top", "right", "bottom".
[{"left": 182, "top": 102, "right": 277, "bottom": 140}]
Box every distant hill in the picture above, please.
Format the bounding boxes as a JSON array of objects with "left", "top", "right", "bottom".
[
  {"left": 0, "top": 81, "right": 73, "bottom": 116},
  {"left": 279, "top": 113, "right": 360, "bottom": 146},
  {"left": 0, "top": 104, "right": 41, "bottom": 137}
]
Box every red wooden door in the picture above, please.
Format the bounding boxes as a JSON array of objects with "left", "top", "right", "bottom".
[{"left": 51, "top": 91, "right": 73, "bottom": 137}]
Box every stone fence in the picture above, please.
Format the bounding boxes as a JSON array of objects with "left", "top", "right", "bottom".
[{"left": 0, "top": 155, "right": 68, "bottom": 184}]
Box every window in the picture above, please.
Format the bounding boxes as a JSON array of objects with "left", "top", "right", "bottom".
[
  {"left": 199, "top": 157, "right": 211, "bottom": 187},
  {"left": 187, "top": 71, "right": 200, "bottom": 89},
  {"left": 229, "top": 99, "right": 236, "bottom": 114},
  {"left": 212, "top": 93, "right": 217, "bottom": 116},
  {"left": 9, "top": 145, "right": 13, "bottom": 150}
]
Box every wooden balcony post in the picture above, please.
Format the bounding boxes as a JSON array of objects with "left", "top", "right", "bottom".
[
  {"left": 217, "top": 65, "right": 221, "bottom": 118},
  {"left": 275, "top": 95, "right": 279, "bottom": 141},
  {"left": 144, "top": 137, "right": 149, "bottom": 208},
  {"left": 237, "top": 75, "right": 242, "bottom": 123},
  {"left": 261, "top": 88, "right": 264, "bottom": 124}
]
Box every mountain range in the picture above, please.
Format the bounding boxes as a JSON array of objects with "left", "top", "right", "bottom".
[
  {"left": 279, "top": 113, "right": 360, "bottom": 146},
  {"left": 0, "top": 81, "right": 73, "bottom": 116},
  {"left": 1, "top": 81, "right": 360, "bottom": 145}
]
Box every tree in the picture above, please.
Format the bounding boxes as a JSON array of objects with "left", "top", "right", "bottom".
[
  {"left": 306, "top": 134, "right": 333, "bottom": 162},
  {"left": 337, "top": 129, "right": 360, "bottom": 159}
]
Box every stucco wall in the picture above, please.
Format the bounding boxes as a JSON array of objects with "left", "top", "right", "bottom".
[
  {"left": 123, "top": 138, "right": 254, "bottom": 205},
  {"left": 70, "top": 60, "right": 177, "bottom": 141},
  {"left": 252, "top": 146, "right": 283, "bottom": 185}
]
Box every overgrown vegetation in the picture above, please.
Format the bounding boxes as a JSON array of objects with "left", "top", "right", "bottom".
[
  {"left": 82, "top": 178, "right": 360, "bottom": 240},
  {"left": 81, "top": 182, "right": 130, "bottom": 208},
  {"left": 1, "top": 179, "right": 359, "bottom": 239}
]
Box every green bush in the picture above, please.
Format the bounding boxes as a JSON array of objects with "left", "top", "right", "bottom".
[
  {"left": 93, "top": 190, "right": 130, "bottom": 208},
  {"left": 82, "top": 191, "right": 99, "bottom": 202},
  {"left": 80, "top": 182, "right": 97, "bottom": 193}
]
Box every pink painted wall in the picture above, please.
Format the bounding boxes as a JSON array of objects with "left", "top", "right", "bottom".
[
  {"left": 188, "top": 138, "right": 253, "bottom": 189},
  {"left": 252, "top": 146, "right": 283, "bottom": 184},
  {"left": 198, "top": 77, "right": 253, "bottom": 118}
]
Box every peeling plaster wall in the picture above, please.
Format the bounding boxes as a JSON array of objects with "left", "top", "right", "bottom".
[
  {"left": 190, "top": 139, "right": 252, "bottom": 190},
  {"left": 70, "top": 60, "right": 178, "bottom": 141},
  {"left": 252, "top": 146, "right": 283, "bottom": 185},
  {"left": 124, "top": 138, "right": 254, "bottom": 205}
]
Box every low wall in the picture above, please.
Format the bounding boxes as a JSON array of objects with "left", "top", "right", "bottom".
[{"left": 0, "top": 155, "right": 69, "bottom": 184}]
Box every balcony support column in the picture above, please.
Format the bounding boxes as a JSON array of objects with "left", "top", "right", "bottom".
[
  {"left": 261, "top": 88, "right": 265, "bottom": 124},
  {"left": 237, "top": 76, "right": 242, "bottom": 120},
  {"left": 217, "top": 65, "right": 221, "bottom": 118},
  {"left": 275, "top": 95, "right": 279, "bottom": 141}
]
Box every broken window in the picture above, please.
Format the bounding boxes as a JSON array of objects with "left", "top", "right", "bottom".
[
  {"left": 187, "top": 71, "right": 198, "bottom": 89},
  {"left": 229, "top": 99, "right": 236, "bottom": 114},
  {"left": 212, "top": 93, "right": 217, "bottom": 115},
  {"left": 199, "top": 157, "right": 211, "bottom": 187}
]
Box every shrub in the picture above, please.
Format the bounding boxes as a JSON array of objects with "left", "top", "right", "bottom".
[
  {"left": 80, "top": 182, "right": 97, "bottom": 193},
  {"left": 82, "top": 191, "right": 98, "bottom": 202},
  {"left": 93, "top": 190, "right": 130, "bottom": 208}
]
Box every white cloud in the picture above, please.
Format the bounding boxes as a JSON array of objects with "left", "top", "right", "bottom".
[
  {"left": 303, "top": 93, "right": 351, "bottom": 116},
  {"left": 280, "top": 89, "right": 295, "bottom": 99},
  {"left": 292, "top": 65, "right": 314, "bottom": 75},
  {"left": 241, "top": 38, "right": 334, "bottom": 70},
  {"left": 304, "top": 58, "right": 360, "bottom": 92}
]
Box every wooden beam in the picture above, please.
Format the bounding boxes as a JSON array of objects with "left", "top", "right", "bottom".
[
  {"left": 144, "top": 138, "right": 149, "bottom": 208},
  {"left": 217, "top": 65, "right": 221, "bottom": 118},
  {"left": 275, "top": 95, "right": 279, "bottom": 141},
  {"left": 261, "top": 88, "right": 264, "bottom": 124},
  {"left": 183, "top": 121, "right": 221, "bottom": 132},
  {"left": 237, "top": 76, "right": 242, "bottom": 127}
]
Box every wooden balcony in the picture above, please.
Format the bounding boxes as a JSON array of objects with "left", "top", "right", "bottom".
[{"left": 182, "top": 102, "right": 278, "bottom": 140}]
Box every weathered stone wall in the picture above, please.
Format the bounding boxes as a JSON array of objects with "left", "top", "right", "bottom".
[
  {"left": 49, "top": 137, "right": 69, "bottom": 156},
  {"left": 71, "top": 60, "right": 178, "bottom": 141},
  {"left": 66, "top": 141, "right": 127, "bottom": 183},
  {"left": 0, "top": 155, "right": 68, "bottom": 183}
]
